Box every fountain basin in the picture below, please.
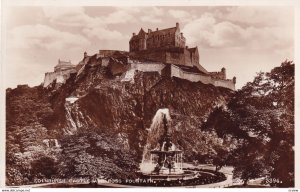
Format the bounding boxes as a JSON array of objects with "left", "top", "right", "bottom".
[{"left": 142, "top": 170, "right": 195, "bottom": 181}]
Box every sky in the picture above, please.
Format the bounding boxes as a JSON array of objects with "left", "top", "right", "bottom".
[{"left": 4, "top": 6, "right": 294, "bottom": 89}]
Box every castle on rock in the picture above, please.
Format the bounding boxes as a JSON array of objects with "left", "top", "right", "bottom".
[
  {"left": 43, "top": 23, "right": 236, "bottom": 90},
  {"left": 129, "top": 22, "right": 200, "bottom": 68}
]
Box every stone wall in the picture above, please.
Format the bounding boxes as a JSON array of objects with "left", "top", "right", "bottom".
[
  {"left": 43, "top": 68, "right": 76, "bottom": 87},
  {"left": 131, "top": 62, "right": 165, "bottom": 74},
  {"left": 182, "top": 72, "right": 211, "bottom": 84},
  {"left": 165, "top": 51, "right": 186, "bottom": 66},
  {"left": 184, "top": 49, "right": 192, "bottom": 66},
  {"left": 131, "top": 47, "right": 199, "bottom": 67},
  {"left": 209, "top": 71, "right": 226, "bottom": 80},
  {"left": 43, "top": 72, "right": 57, "bottom": 87},
  {"left": 129, "top": 50, "right": 166, "bottom": 63},
  {"left": 146, "top": 32, "right": 175, "bottom": 50},
  {"left": 213, "top": 79, "right": 235, "bottom": 90},
  {"left": 171, "top": 65, "right": 211, "bottom": 84},
  {"left": 190, "top": 50, "right": 199, "bottom": 66},
  {"left": 122, "top": 62, "right": 165, "bottom": 82},
  {"left": 170, "top": 64, "right": 235, "bottom": 90}
]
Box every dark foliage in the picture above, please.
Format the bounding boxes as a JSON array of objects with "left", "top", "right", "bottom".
[{"left": 205, "top": 61, "right": 294, "bottom": 187}]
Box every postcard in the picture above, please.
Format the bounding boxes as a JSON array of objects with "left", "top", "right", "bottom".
[{"left": 1, "top": 0, "right": 299, "bottom": 190}]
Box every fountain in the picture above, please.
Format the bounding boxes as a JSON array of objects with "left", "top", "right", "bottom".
[
  {"left": 118, "top": 108, "right": 227, "bottom": 186},
  {"left": 149, "top": 114, "right": 183, "bottom": 175},
  {"left": 140, "top": 109, "right": 194, "bottom": 181}
]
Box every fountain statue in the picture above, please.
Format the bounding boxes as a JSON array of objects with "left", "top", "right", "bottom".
[{"left": 150, "top": 114, "right": 183, "bottom": 175}]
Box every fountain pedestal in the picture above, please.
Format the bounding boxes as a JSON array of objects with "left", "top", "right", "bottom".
[{"left": 150, "top": 150, "right": 183, "bottom": 175}]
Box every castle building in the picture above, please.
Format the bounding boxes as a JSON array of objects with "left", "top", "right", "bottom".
[
  {"left": 43, "top": 23, "right": 236, "bottom": 91},
  {"left": 43, "top": 59, "right": 76, "bottom": 87},
  {"left": 129, "top": 22, "right": 185, "bottom": 51},
  {"left": 54, "top": 59, "right": 75, "bottom": 72},
  {"left": 129, "top": 23, "right": 202, "bottom": 71}
]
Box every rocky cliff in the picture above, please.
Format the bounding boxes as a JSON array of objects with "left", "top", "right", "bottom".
[{"left": 6, "top": 61, "right": 234, "bottom": 185}]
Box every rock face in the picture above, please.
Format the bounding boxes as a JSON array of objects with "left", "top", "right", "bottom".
[
  {"left": 9, "top": 61, "right": 232, "bottom": 156},
  {"left": 6, "top": 60, "right": 233, "bottom": 184}
]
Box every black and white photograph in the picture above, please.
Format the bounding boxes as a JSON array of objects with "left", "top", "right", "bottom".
[{"left": 1, "top": 0, "right": 298, "bottom": 189}]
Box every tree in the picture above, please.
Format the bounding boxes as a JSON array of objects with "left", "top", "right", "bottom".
[
  {"left": 233, "top": 149, "right": 268, "bottom": 186},
  {"left": 57, "top": 131, "right": 139, "bottom": 180},
  {"left": 211, "top": 147, "right": 229, "bottom": 172},
  {"left": 31, "top": 156, "right": 58, "bottom": 179},
  {"left": 6, "top": 123, "right": 60, "bottom": 185},
  {"left": 205, "top": 61, "right": 294, "bottom": 187}
]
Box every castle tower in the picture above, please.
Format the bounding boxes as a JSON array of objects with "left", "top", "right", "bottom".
[
  {"left": 84, "top": 51, "right": 87, "bottom": 58},
  {"left": 138, "top": 28, "right": 147, "bottom": 51},
  {"left": 129, "top": 28, "right": 147, "bottom": 52},
  {"left": 221, "top": 67, "right": 226, "bottom": 79}
]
